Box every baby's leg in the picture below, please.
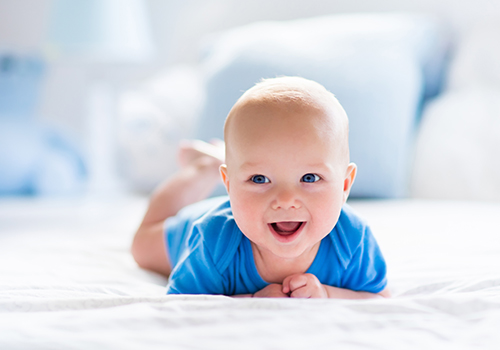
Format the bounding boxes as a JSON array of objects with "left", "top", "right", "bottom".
[{"left": 131, "top": 139, "right": 225, "bottom": 276}]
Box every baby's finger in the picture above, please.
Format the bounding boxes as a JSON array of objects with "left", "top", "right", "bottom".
[
  {"left": 290, "top": 286, "right": 312, "bottom": 299},
  {"left": 287, "top": 274, "right": 308, "bottom": 292},
  {"left": 282, "top": 275, "right": 292, "bottom": 294}
]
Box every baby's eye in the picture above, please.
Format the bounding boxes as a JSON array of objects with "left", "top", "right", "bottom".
[
  {"left": 251, "top": 175, "right": 270, "bottom": 184},
  {"left": 301, "top": 173, "right": 320, "bottom": 183}
]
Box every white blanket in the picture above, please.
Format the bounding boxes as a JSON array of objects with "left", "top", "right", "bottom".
[{"left": 1, "top": 197, "right": 500, "bottom": 349}]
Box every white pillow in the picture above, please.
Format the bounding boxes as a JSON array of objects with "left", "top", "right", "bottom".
[
  {"left": 410, "top": 87, "right": 500, "bottom": 201},
  {"left": 411, "top": 18, "right": 500, "bottom": 201}
]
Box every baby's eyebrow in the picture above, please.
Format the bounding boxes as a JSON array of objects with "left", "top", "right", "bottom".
[
  {"left": 303, "top": 163, "right": 334, "bottom": 172},
  {"left": 239, "top": 162, "right": 334, "bottom": 172},
  {"left": 239, "top": 162, "right": 262, "bottom": 170}
]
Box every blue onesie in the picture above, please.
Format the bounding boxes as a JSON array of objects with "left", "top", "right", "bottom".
[{"left": 164, "top": 196, "right": 387, "bottom": 295}]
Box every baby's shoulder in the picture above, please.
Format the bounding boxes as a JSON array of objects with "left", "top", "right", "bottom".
[
  {"left": 337, "top": 204, "right": 369, "bottom": 233},
  {"left": 191, "top": 198, "right": 243, "bottom": 272},
  {"left": 327, "top": 204, "right": 371, "bottom": 267}
]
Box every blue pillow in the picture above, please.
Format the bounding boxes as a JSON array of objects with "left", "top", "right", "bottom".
[
  {"left": 196, "top": 13, "right": 450, "bottom": 198},
  {"left": 0, "top": 121, "right": 86, "bottom": 196}
]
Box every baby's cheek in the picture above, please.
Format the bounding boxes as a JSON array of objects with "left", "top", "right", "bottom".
[
  {"left": 231, "top": 197, "right": 259, "bottom": 231},
  {"left": 313, "top": 204, "right": 340, "bottom": 235}
]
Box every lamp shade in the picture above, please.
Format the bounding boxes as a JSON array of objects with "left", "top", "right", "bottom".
[{"left": 46, "top": 0, "right": 155, "bottom": 62}]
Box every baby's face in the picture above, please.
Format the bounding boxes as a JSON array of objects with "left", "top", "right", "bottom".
[{"left": 220, "top": 100, "right": 356, "bottom": 260}]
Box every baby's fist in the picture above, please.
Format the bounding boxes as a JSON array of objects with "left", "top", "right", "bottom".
[{"left": 282, "top": 273, "right": 328, "bottom": 298}]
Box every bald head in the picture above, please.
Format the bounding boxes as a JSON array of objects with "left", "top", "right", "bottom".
[{"left": 223, "top": 77, "right": 350, "bottom": 166}]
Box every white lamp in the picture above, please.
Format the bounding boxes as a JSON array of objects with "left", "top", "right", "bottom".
[{"left": 46, "top": 0, "right": 155, "bottom": 194}]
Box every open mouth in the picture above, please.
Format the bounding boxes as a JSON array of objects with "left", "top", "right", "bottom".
[{"left": 269, "top": 221, "right": 305, "bottom": 242}]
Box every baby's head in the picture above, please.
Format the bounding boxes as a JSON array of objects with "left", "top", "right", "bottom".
[{"left": 220, "top": 76, "right": 357, "bottom": 260}]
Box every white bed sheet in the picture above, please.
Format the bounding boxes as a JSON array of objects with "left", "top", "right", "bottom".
[{"left": 1, "top": 196, "right": 500, "bottom": 349}]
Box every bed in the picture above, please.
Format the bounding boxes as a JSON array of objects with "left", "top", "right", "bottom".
[{"left": 1, "top": 196, "right": 500, "bottom": 349}]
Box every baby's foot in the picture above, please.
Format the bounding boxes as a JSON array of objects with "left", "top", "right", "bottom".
[{"left": 177, "top": 139, "right": 225, "bottom": 169}]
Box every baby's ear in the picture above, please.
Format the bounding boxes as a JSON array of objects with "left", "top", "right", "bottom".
[
  {"left": 219, "top": 164, "right": 230, "bottom": 193},
  {"left": 343, "top": 163, "right": 357, "bottom": 202}
]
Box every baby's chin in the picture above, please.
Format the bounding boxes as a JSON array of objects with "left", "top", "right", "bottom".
[
  {"left": 272, "top": 249, "right": 318, "bottom": 264},
  {"left": 262, "top": 239, "right": 322, "bottom": 261}
]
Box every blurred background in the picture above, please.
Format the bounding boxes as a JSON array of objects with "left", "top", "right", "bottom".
[{"left": 1, "top": 0, "right": 499, "bottom": 200}]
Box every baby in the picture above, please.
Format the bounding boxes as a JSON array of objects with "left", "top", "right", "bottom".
[{"left": 132, "top": 76, "right": 389, "bottom": 298}]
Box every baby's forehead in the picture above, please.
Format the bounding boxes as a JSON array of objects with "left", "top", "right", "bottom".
[
  {"left": 232, "top": 98, "right": 333, "bottom": 130},
  {"left": 227, "top": 99, "right": 347, "bottom": 157}
]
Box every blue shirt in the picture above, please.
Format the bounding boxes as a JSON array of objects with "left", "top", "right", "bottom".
[{"left": 164, "top": 196, "right": 387, "bottom": 295}]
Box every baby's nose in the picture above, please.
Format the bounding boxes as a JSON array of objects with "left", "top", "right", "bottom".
[{"left": 271, "top": 188, "right": 301, "bottom": 210}]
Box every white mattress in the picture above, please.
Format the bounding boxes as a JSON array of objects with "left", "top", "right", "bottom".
[{"left": 1, "top": 196, "right": 500, "bottom": 349}]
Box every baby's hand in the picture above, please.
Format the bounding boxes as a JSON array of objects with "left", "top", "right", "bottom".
[
  {"left": 282, "top": 273, "right": 328, "bottom": 298},
  {"left": 253, "top": 283, "right": 289, "bottom": 298}
]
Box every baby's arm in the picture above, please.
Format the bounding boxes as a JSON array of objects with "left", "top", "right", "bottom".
[{"left": 282, "top": 273, "right": 390, "bottom": 299}]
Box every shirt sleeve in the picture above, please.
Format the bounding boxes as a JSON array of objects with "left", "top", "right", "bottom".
[
  {"left": 164, "top": 197, "right": 228, "bottom": 267},
  {"left": 340, "top": 225, "right": 387, "bottom": 293},
  {"left": 166, "top": 231, "right": 227, "bottom": 295}
]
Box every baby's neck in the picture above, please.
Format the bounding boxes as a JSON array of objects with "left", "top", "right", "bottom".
[{"left": 251, "top": 242, "right": 320, "bottom": 284}]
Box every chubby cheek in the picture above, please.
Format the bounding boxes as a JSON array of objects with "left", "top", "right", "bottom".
[
  {"left": 228, "top": 190, "right": 264, "bottom": 236},
  {"left": 310, "top": 191, "right": 343, "bottom": 234}
]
